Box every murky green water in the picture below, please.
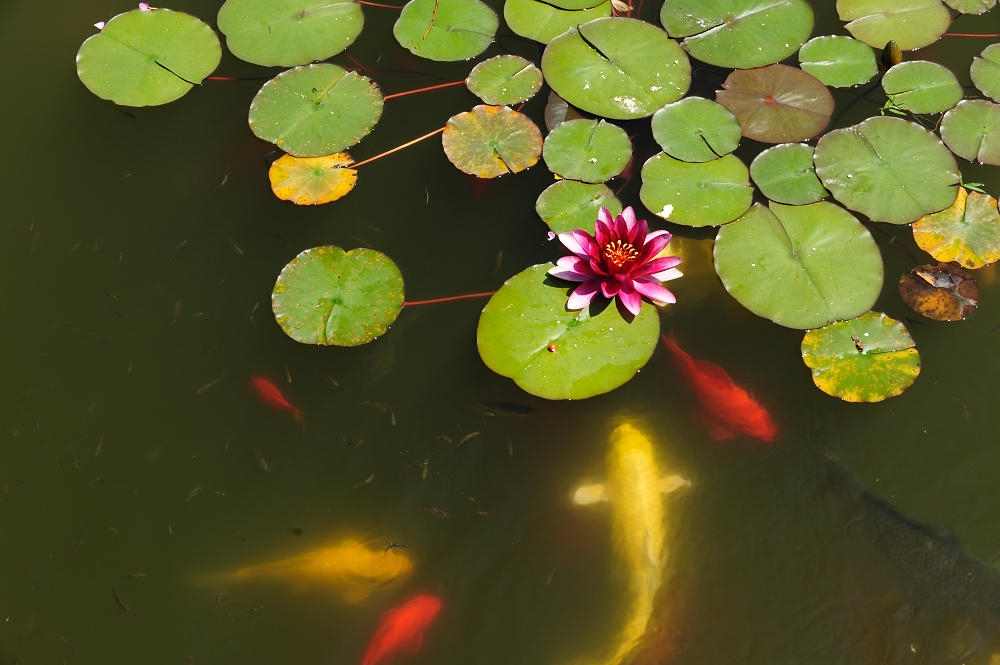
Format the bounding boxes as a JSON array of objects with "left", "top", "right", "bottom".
[{"left": 3, "top": 1, "right": 1000, "bottom": 663}]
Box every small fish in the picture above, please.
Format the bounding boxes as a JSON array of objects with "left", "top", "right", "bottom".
[
  {"left": 250, "top": 376, "right": 304, "bottom": 424},
  {"left": 661, "top": 334, "right": 777, "bottom": 442},
  {"left": 478, "top": 401, "right": 533, "bottom": 417},
  {"left": 360, "top": 594, "right": 442, "bottom": 665},
  {"left": 418, "top": 504, "right": 450, "bottom": 519}
]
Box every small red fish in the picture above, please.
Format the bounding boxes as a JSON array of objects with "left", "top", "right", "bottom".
[
  {"left": 250, "top": 376, "right": 303, "bottom": 424},
  {"left": 661, "top": 334, "right": 777, "bottom": 442},
  {"left": 361, "top": 594, "right": 442, "bottom": 665}
]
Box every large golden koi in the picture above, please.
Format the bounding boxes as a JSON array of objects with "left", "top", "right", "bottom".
[
  {"left": 194, "top": 537, "right": 412, "bottom": 603},
  {"left": 572, "top": 422, "right": 690, "bottom": 665}
]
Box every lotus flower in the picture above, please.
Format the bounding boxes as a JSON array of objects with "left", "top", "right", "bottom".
[{"left": 548, "top": 206, "right": 682, "bottom": 317}]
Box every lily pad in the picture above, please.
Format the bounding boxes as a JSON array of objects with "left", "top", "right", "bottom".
[
  {"left": 971, "top": 43, "right": 1000, "bottom": 102},
  {"left": 272, "top": 246, "right": 404, "bottom": 346},
  {"left": 650, "top": 97, "right": 742, "bottom": 163},
  {"left": 216, "top": 0, "right": 364, "bottom": 67},
  {"left": 76, "top": 6, "right": 221, "bottom": 107},
  {"left": 714, "top": 202, "right": 883, "bottom": 329},
  {"left": 940, "top": 99, "right": 1000, "bottom": 165},
  {"left": 542, "top": 119, "right": 632, "bottom": 182},
  {"left": 898, "top": 262, "right": 979, "bottom": 321},
  {"left": 248, "top": 64, "right": 383, "bottom": 157},
  {"left": 541, "top": 18, "right": 691, "bottom": 120},
  {"left": 442, "top": 105, "right": 542, "bottom": 178},
  {"left": 749, "top": 143, "right": 827, "bottom": 205},
  {"left": 639, "top": 152, "right": 753, "bottom": 227},
  {"left": 836, "top": 0, "right": 952, "bottom": 51},
  {"left": 268, "top": 153, "right": 358, "bottom": 205},
  {"left": 800, "top": 312, "right": 919, "bottom": 402},
  {"left": 393, "top": 0, "right": 498, "bottom": 61},
  {"left": 504, "top": 0, "right": 611, "bottom": 44},
  {"left": 912, "top": 187, "right": 1000, "bottom": 269},
  {"left": 881, "top": 60, "right": 962, "bottom": 114},
  {"left": 476, "top": 264, "right": 660, "bottom": 400},
  {"left": 944, "top": 0, "right": 995, "bottom": 12},
  {"left": 798, "top": 35, "right": 879, "bottom": 88},
  {"left": 535, "top": 181, "right": 622, "bottom": 234},
  {"left": 716, "top": 65, "right": 834, "bottom": 143},
  {"left": 660, "top": 0, "right": 813, "bottom": 69},
  {"left": 813, "top": 116, "right": 960, "bottom": 224},
  {"left": 467, "top": 55, "right": 543, "bottom": 105}
]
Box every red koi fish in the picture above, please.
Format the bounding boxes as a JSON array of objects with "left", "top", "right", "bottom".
[
  {"left": 661, "top": 334, "right": 777, "bottom": 442},
  {"left": 361, "top": 594, "right": 442, "bottom": 665},
  {"left": 250, "top": 376, "right": 303, "bottom": 424}
]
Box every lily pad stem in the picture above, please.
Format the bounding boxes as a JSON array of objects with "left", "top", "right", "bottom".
[
  {"left": 383, "top": 80, "right": 466, "bottom": 101},
  {"left": 943, "top": 33, "right": 1000, "bottom": 38},
  {"left": 351, "top": 127, "right": 445, "bottom": 168},
  {"left": 404, "top": 292, "right": 495, "bottom": 307},
  {"left": 357, "top": 0, "right": 404, "bottom": 7}
]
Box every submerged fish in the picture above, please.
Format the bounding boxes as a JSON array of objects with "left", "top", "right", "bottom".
[
  {"left": 250, "top": 375, "right": 304, "bottom": 424},
  {"left": 661, "top": 334, "right": 777, "bottom": 442},
  {"left": 571, "top": 421, "right": 690, "bottom": 665},
  {"left": 194, "top": 537, "right": 412, "bottom": 603},
  {"left": 360, "top": 593, "right": 442, "bottom": 665}
]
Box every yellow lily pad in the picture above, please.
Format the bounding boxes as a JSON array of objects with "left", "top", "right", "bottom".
[
  {"left": 898, "top": 262, "right": 979, "bottom": 321},
  {"left": 442, "top": 105, "right": 542, "bottom": 178},
  {"left": 268, "top": 152, "right": 358, "bottom": 205},
  {"left": 912, "top": 187, "right": 1000, "bottom": 269}
]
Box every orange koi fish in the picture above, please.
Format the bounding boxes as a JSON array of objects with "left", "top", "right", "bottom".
[
  {"left": 361, "top": 594, "right": 442, "bottom": 665},
  {"left": 251, "top": 375, "right": 303, "bottom": 424},
  {"left": 661, "top": 334, "right": 777, "bottom": 442}
]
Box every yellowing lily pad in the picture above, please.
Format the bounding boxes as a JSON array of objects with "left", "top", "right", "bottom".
[
  {"left": 272, "top": 246, "right": 404, "bottom": 346},
  {"left": 268, "top": 153, "right": 358, "bottom": 205},
  {"left": 898, "top": 262, "right": 979, "bottom": 321},
  {"left": 800, "top": 311, "right": 919, "bottom": 402},
  {"left": 393, "top": 0, "right": 498, "bottom": 61},
  {"left": 442, "top": 105, "right": 542, "bottom": 178},
  {"left": 912, "top": 187, "right": 1000, "bottom": 269}
]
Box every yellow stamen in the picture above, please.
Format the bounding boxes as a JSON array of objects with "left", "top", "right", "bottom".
[{"left": 604, "top": 240, "right": 639, "bottom": 268}]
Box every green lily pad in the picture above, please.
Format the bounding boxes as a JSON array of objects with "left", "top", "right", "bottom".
[
  {"left": 813, "top": 116, "right": 960, "bottom": 224},
  {"left": 272, "top": 246, "right": 404, "bottom": 346},
  {"left": 882, "top": 60, "right": 962, "bottom": 114},
  {"left": 944, "top": 0, "right": 996, "bottom": 12},
  {"left": 939, "top": 99, "right": 1000, "bottom": 165},
  {"left": 798, "top": 35, "right": 879, "bottom": 88},
  {"left": 650, "top": 97, "right": 741, "bottom": 163},
  {"left": 541, "top": 17, "right": 691, "bottom": 120},
  {"left": 800, "top": 312, "right": 919, "bottom": 402},
  {"left": 660, "top": 0, "right": 813, "bottom": 69},
  {"left": 504, "top": 0, "right": 611, "bottom": 44},
  {"left": 217, "top": 0, "right": 364, "bottom": 67},
  {"left": 442, "top": 105, "right": 543, "bottom": 177},
  {"left": 639, "top": 153, "right": 753, "bottom": 227},
  {"left": 542, "top": 119, "right": 632, "bottom": 182},
  {"left": 714, "top": 202, "right": 884, "bottom": 329},
  {"left": 76, "top": 7, "right": 221, "bottom": 107},
  {"left": 971, "top": 43, "right": 1000, "bottom": 101},
  {"left": 535, "top": 181, "right": 622, "bottom": 234},
  {"left": 750, "top": 143, "right": 827, "bottom": 205},
  {"left": 393, "top": 0, "right": 498, "bottom": 61},
  {"left": 716, "top": 64, "right": 834, "bottom": 143},
  {"left": 467, "top": 55, "right": 543, "bottom": 106},
  {"left": 836, "top": 0, "right": 951, "bottom": 51},
  {"left": 476, "top": 264, "right": 660, "bottom": 400},
  {"left": 248, "top": 64, "right": 383, "bottom": 157},
  {"left": 912, "top": 187, "right": 1000, "bottom": 269}
]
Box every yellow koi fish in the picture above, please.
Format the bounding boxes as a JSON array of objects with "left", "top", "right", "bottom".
[
  {"left": 194, "top": 537, "right": 412, "bottom": 603},
  {"left": 571, "top": 421, "right": 690, "bottom": 665}
]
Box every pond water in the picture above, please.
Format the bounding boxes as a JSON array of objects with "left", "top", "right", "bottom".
[{"left": 3, "top": 0, "right": 1000, "bottom": 663}]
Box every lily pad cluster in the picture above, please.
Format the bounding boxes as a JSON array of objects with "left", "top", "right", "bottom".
[{"left": 76, "top": 0, "right": 1000, "bottom": 403}]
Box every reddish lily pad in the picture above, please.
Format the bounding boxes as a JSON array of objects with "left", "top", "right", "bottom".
[
  {"left": 939, "top": 99, "right": 1000, "bottom": 165},
  {"left": 272, "top": 246, "right": 404, "bottom": 346},
  {"left": 467, "top": 55, "right": 543, "bottom": 106},
  {"left": 442, "top": 105, "right": 542, "bottom": 178},
  {"left": 535, "top": 181, "right": 622, "bottom": 234},
  {"left": 881, "top": 60, "right": 962, "bottom": 114},
  {"left": 639, "top": 153, "right": 753, "bottom": 227},
  {"left": 898, "top": 263, "right": 979, "bottom": 321},
  {"left": 504, "top": 0, "right": 611, "bottom": 44},
  {"left": 542, "top": 119, "right": 632, "bottom": 183},
  {"left": 716, "top": 65, "right": 834, "bottom": 143},
  {"left": 749, "top": 143, "right": 827, "bottom": 205},
  {"left": 911, "top": 187, "right": 1000, "bottom": 269},
  {"left": 393, "top": 0, "right": 498, "bottom": 61},
  {"left": 800, "top": 312, "right": 919, "bottom": 402},
  {"left": 971, "top": 43, "right": 1000, "bottom": 102},
  {"left": 798, "top": 35, "right": 879, "bottom": 88},
  {"left": 268, "top": 153, "right": 357, "bottom": 205},
  {"left": 476, "top": 263, "right": 660, "bottom": 400},
  {"left": 837, "top": 0, "right": 952, "bottom": 51}
]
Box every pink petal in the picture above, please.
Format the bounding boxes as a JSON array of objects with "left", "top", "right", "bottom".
[
  {"left": 631, "top": 255, "right": 682, "bottom": 277},
  {"left": 648, "top": 266, "right": 683, "bottom": 282},
  {"left": 597, "top": 207, "right": 614, "bottom": 226},
  {"left": 617, "top": 288, "right": 643, "bottom": 316},
  {"left": 600, "top": 279, "right": 621, "bottom": 298},
  {"left": 548, "top": 256, "right": 595, "bottom": 282},
  {"left": 558, "top": 230, "right": 595, "bottom": 257},
  {"left": 567, "top": 281, "right": 601, "bottom": 310},
  {"left": 638, "top": 233, "right": 672, "bottom": 260},
  {"left": 634, "top": 280, "right": 676, "bottom": 304}
]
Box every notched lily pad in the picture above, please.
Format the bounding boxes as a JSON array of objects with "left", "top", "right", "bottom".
[
  {"left": 393, "top": 0, "right": 498, "bottom": 61},
  {"left": 650, "top": 97, "right": 742, "bottom": 162},
  {"left": 504, "top": 0, "right": 611, "bottom": 45},
  {"left": 912, "top": 187, "right": 1000, "bottom": 269},
  {"left": 898, "top": 262, "right": 979, "bottom": 321},
  {"left": 639, "top": 152, "right": 753, "bottom": 227},
  {"left": 542, "top": 118, "right": 632, "bottom": 183},
  {"left": 971, "top": 43, "right": 1000, "bottom": 102},
  {"left": 467, "top": 55, "right": 543, "bottom": 105},
  {"left": 535, "top": 181, "right": 621, "bottom": 234},
  {"left": 837, "top": 0, "right": 952, "bottom": 51},
  {"left": 442, "top": 105, "right": 542, "bottom": 177},
  {"left": 882, "top": 60, "right": 962, "bottom": 114},
  {"left": 798, "top": 35, "right": 878, "bottom": 88},
  {"left": 939, "top": 99, "right": 1000, "bottom": 165},
  {"left": 749, "top": 143, "right": 827, "bottom": 205},
  {"left": 268, "top": 152, "right": 357, "bottom": 205}
]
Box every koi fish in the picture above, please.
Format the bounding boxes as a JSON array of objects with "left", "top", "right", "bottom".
[
  {"left": 193, "top": 537, "right": 412, "bottom": 603},
  {"left": 571, "top": 421, "right": 690, "bottom": 665},
  {"left": 660, "top": 334, "right": 777, "bottom": 442},
  {"left": 360, "top": 594, "right": 442, "bottom": 665},
  {"left": 250, "top": 375, "right": 303, "bottom": 424}
]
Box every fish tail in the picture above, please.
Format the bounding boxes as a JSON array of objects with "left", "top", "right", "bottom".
[{"left": 293, "top": 409, "right": 305, "bottom": 428}]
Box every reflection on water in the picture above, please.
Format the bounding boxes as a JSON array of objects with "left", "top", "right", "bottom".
[{"left": 3, "top": 0, "right": 1000, "bottom": 664}]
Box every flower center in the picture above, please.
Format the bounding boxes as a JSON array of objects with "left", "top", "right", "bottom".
[{"left": 603, "top": 239, "right": 639, "bottom": 269}]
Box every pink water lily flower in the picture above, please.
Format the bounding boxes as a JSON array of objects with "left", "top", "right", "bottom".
[{"left": 548, "top": 206, "right": 682, "bottom": 318}]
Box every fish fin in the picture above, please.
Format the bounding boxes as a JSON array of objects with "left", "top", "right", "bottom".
[
  {"left": 293, "top": 409, "right": 305, "bottom": 429},
  {"left": 572, "top": 482, "right": 608, "bottom": 505},
  {"left": 658, "top": 474, "right": 691, "bottom": 495},
  {"left": 403, "top": 631, "right": 425, "bottom": 653},
  {"left": 707, "top": 419, "right": 737, "bottom": 440}
]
